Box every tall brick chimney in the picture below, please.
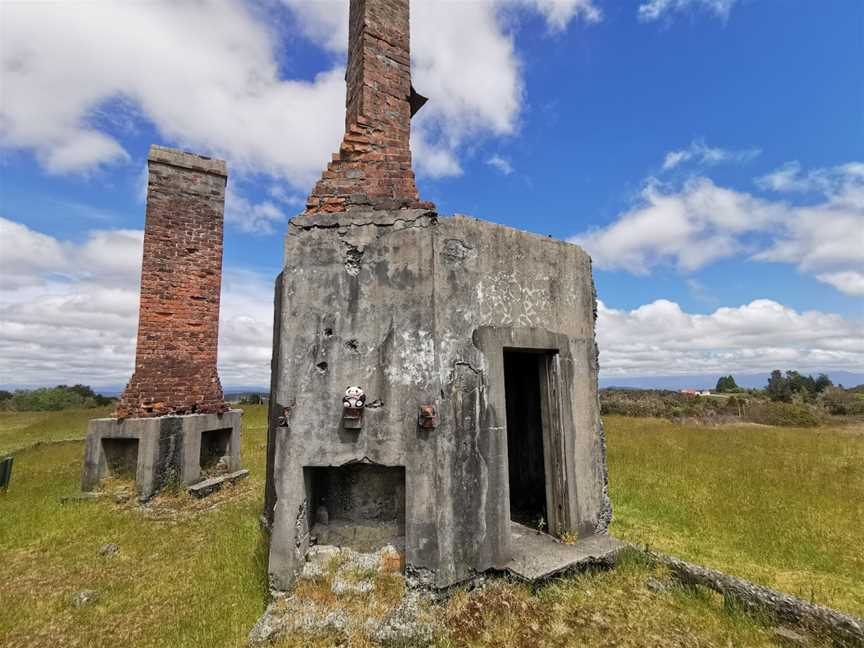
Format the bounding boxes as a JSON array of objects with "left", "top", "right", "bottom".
[
  {"left": 116, "top": 146, "right": 229, "bottom": 419},
  {"left": 304, "top": 0, "right": 434, "bottom": 214}
]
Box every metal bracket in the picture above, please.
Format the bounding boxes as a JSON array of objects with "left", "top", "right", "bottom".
[
  {"left": 418, "top": 405, "right": 438, "bottom": 430},
  {"left": 343, "top": 407, "right": 364, "bottom": 430}
]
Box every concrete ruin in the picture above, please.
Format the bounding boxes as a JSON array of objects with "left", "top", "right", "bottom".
[
  {"left": 264, "top": 0, "right": 614, "bottom": 590},
  {"left": 82, "top": 146, "right": 242, "bottom": 500}
]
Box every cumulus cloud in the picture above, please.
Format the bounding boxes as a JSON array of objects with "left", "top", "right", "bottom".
[
  {"left": 637, "top": 0, "right": 738, "bottom": 22},
  {"left": 570, "top": 177, "right": 785, "bottom": 274},
  {"left": 662, "top": 139, "right": 761, "bottom": 171},
  {"left": 570, "top": 162, "right": 864, "bottom": 295},
  {"left": 0, "top": 217, "right": 273, "bottom": 387},
  {"left": 597, "top": 298, "right": 864, "bottom": 378},
  {"left": 2, "top": 216, "right": 862, "bottom": 387},
  {"left": 756, "top": 161, "right": 864, "bottom": 196},
  {"left": 1, "top": 0, "right": 598, "bottom": 187},
  {"left": 487, "top": 154, "right": 515, "bottom": 175},
  {"left": 225, "top": 187, "right": 286, "bottom": 235},
  {"left": 512, "top": 0, "right": 602, "bottom": 29},
  {"left": 0, "top": 2, "right": 345, "bottom": 184},
  {"left": 815, "top": 272, "right": 864, "bottom": 298}
]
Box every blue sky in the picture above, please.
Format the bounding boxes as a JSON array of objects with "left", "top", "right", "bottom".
[{"left": 1, "top": 0, "right": 862, "bottom": 389}]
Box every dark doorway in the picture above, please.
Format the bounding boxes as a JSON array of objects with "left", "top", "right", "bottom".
[
  {"left": 102, "top": 438, "right": 139, "bottom": 480},
  {"left": 504, "top": 350, "right": 549, "bottom": 529}
]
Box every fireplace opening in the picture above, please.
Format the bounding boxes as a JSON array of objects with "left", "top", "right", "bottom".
[
  {"left": 101, "top": 438, "right": 139, "bottom": 480},
  {"left": 200, "top": 428, "right": 231, "bottom": 474},
  {"left": 504, "top": 349, "right": 550, "bottom": 530},
  {"left": 305, "top": 464, "right": 406, "bottom": 553}
]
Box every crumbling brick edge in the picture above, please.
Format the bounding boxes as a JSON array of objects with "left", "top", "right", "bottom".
[{"left": 644, "top": 549, "right": 864, "bottom": 647}]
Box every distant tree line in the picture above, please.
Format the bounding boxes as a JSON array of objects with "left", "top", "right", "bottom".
[
  {"left": 0, "top": 385, "right": 114, "bottom": 411},
  {"left": 601, "top": 370, "right": 864, "bottom": 425},
  {"left": 766, "top": 370, "right": 832, "bottom": 403}
]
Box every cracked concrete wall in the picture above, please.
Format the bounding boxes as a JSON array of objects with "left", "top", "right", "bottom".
[{"left": 266, "top": 209, "right": 609, "bottom": 589}]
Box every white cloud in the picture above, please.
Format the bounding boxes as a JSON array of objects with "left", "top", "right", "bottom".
[
  {"left": 506, "top": 0, "right": 602, "bottom": 30},
  {"left": 637, "top": 0, "right": 738, "bottom": 22},
  {"left": 597, "top": 298, "right": 864, "bottom": 377},
  {"left": 815, "top": 272, "right": 864, "bottom": 298},
  {"left": 225, "top": 186, "right": 286, "bottom": 235},
  {"left": 3, "top": 215, "right": 861, "bottom": 386},
  {"left": 487, "top": 154, "right": 514, "bottom": 175},
  {"left": 1, "top": 2, "right": 344, "bottom": 185},
  {"left": 662, "top": 139, "right": 761, "bottom": 171},
  {"left": 570, "top": 162, "right": 864, "bottom": 296},
  {"left": 756, "top": 161, "right": 864, "bottom": 196},
  {"left": 1, "top": 0, "right": 598, "bottom": 187},
  {"left": 571, "top": 177, "right": 784, "bottom": 274},
  {"left": 0, "top": 218, "right": 272, "bottom": 387}
]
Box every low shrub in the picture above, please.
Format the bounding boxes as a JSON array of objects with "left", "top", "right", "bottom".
[
  {"left": 742, "top": 400, "right": 821, "bottom": 427},
  {"left": 0, "top": 385, "right": 114, "bottom": 411}
]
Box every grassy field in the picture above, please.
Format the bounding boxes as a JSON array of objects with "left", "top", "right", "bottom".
[
  {"left": 606, "top": 415, "right": 864, "bottom": 616},
  {"left": 0, "top": 407, "right": 112, "bottom": 455},
  {"left": 0, "top": 406, "right": 860, "bottom": 647}
]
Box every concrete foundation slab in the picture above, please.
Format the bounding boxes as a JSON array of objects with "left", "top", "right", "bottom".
[
  {"left": 504, "top": 522, "right": 625, "bottom": 580},
  {"left": 81, "top": 410, "right": 242, "bottom": 500}
]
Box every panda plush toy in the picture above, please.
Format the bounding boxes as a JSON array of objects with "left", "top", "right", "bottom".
[{"left": 343, "top": 386, "right": 366, "bottom": 409}]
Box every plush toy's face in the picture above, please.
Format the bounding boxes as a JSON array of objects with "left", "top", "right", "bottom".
[{"left": 345, "top": 386, "right": 364, "bottom": 399}]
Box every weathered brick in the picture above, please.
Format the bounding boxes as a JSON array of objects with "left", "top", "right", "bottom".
[
  {"left": 115, "top": 146, "right": 229, "bottom": 419},
  {"left": 304, "top": 0, "right": 434, "bottom": 214}
]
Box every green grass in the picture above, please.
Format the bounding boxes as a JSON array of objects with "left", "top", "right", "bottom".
[
  {"left": 1, "top": 408, "right": 860, "bottom": 646},
  {"left": 606, "top": 415, "right": 864, "bottom": 616},
  {"left": 436, "top": 550, "right": 787, "bottom": 648},
  {"left": 0, "top": 407, "right": 112, "bottom": 455},
  {"left": 0, "top": 406, "right": 270, "bottom": 648}
]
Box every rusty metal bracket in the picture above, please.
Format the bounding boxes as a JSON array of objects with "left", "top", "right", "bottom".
[
  {"left": 343, "top": 407, "right": 364, "bottom": 431},
  {"left": 418, "top": 405, "right": 438, "bottom": 430},
  {"left": 276, "top": 405, "right": 291, "bottom": 428}
]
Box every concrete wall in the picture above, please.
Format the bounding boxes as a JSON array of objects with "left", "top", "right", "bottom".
[
  {"left": 266, "top": 209, "right": 609, "bottom": 589},
  {"left": 82, "top": 410, "right": 241, "bottom": 500}
]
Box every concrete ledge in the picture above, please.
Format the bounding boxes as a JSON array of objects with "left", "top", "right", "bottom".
[
  {"left": 188, "top": 469, "right": 249, "bottom": 498},
  {"left": 148, "top": 144, "right": 227, "bottom": 177},
  {"left": 504, "top": 522, "right": 626, "bottom": 580},
  {"left": 289, "top": 208, "right": 436, "bottom": 230}
]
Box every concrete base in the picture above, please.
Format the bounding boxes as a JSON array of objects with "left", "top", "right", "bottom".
[
  {"left": 81, "top": 410, "right": 242, "bottom": 500},
  {"left": 311, "top": 520, "right": 405, "bottom": 553},
  {"left": 504, "top": 522, "right": 625, "bottom": 580}
]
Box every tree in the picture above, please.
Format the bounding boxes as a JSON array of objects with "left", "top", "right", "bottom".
[
  {"left": 767, "top": 370, "right": 792, "bottom": 402},
  {"left": 715, "top": 375, "right": 739, "bottom": 393},
  {"left": 766, "top": 370, "right": 834, "bottom": 403},
  {"left": 814, "top": 374, "right": 833, "bottom": 393}
]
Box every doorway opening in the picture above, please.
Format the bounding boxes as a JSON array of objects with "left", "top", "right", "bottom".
[{"left": 504, "top": 350, "right": 550, "bottom": 530}]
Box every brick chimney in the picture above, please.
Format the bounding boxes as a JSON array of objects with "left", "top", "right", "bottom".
[
  {"left": 304, "top": 0, "right": 434, "bottom": 214},
  {"left": 116, "top": 146, "right": 229, "bottom": 419}
]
